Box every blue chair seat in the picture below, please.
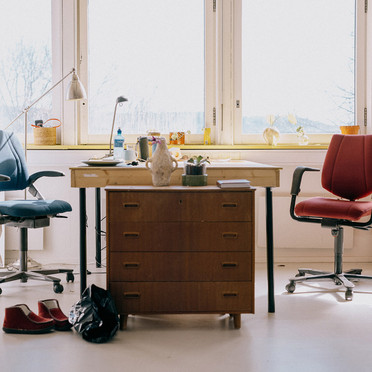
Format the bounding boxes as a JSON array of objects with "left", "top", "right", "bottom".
[{"left": 0, "top": 200, "right": 72, "bottom": 218}]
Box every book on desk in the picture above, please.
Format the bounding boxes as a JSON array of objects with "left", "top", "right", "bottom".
[{"left": 216, "top": 179, "right": 251, "bottom": 188}]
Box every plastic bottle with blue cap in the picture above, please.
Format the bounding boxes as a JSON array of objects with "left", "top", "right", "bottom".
[{"left": 113, "top": 128, "right": 124, "bottom": 159}]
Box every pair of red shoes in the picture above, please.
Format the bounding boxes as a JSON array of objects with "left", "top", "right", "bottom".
[{"left": 3, "top": 299, "right": 71, "bottom": 334}]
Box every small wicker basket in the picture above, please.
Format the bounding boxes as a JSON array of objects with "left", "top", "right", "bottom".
[{"left": 32, "top": 118, "right": 61, "bottom": 145}]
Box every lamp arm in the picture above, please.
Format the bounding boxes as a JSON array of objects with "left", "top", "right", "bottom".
[
  {"left": 4, "top": 68, "right": 75, "bottom": 130},
  {"left": 25, "top": 68, "right": 75, "bottom": 112},
  {"left": 109, "top": 102, "right": 120, "bottom": 155},
  {"left": 5, "top": 111, "right": 25, "bottom": 129}
]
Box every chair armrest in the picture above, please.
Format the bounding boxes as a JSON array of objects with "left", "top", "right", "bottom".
[
  {"left": 28, "top": 171, "right": 65, "bottom": 185},
  {"left": 0, "top": 174, "right": 10, "bottom": 182},
  {"left": 27, "top": 171, "right": 65, "bottom": 201},
  {"left": 290, "top": 166, "right": 320, "bottom": 196}
]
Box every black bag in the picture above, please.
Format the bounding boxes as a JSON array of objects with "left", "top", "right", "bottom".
[{"left": 69, "top": 284, "right": 119, "bottom": 343}]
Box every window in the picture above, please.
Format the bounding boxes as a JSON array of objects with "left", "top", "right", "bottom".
[
  {"left": 78, "top": 0, "right": 366, "bottom": 145},
  {"left": 234, "top": 0, "right": 364, "bottom": 144},
  {"left": 80, "top": 0, "right": 207, "bottom": 144},
  {"left": 0, "top": 0, "right": 52, "bottom": 139}
]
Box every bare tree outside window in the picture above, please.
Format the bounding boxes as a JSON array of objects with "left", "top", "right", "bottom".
[{"left": 0, "top": 0, "right": 52, "bottom": 135}]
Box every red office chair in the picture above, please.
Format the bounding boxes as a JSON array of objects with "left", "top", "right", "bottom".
[{"left": 286, "top": 134, "right": 372, "bottom": 301}]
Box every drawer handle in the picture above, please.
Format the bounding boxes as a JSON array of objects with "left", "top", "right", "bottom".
[
  {"left": 223, "top": 292, "right": 238, "bottom": 297},
  {"left": 123, "top": 262, "right": 140, "bottom": 269},
  {"left": 222, "top": 262, "right": 238, "bottom": 268},
  {"left": 123, "top": 202, "right": 140, "bottom": 208},
  {"left": 123, "top": 232, "right": 140, "bottom": 238},
  {"left": 123, "top": 292, "right": 141, "bottom": 299},
  {"left": 222, "top": 232, "right": 238, "bottom": 239},
  {"left": 222, "top": 203, "right": 238, "bottom": 208}
]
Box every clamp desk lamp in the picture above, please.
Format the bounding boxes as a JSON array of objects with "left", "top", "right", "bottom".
[
  {"left": 4, "top": 68, "right": 87, "bottom": 160},
  {"left": 106, "top": 96, "right": 128, "bottom": 158}
]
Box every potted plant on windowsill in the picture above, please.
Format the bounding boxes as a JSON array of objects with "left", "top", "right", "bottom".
[{"left": 182, "top": 155, "right": 210, "bottom": 186}]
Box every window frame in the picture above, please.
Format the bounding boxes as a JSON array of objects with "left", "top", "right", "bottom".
[
  {"left": 74, "top": 0, "right": 367, "bottom": 146},
  {"left": 78, "top": 0, "right": 215, "bottom": 145},
  {"left": 232, "top": 0, "right": 367, "bottom": 145}
]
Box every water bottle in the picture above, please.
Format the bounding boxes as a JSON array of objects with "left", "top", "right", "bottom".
[{"left": 113, "top": 128, "right": 124, "bottom": 159}]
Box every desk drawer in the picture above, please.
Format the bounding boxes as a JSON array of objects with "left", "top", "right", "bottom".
[
  {"left": 110, "top": 282, "right": 254, "bottom": 314},
  {"left": 108, "top": 222, "right": 252, "bottom": 252},
  {"left": 109, "top": 252, "right": 253, "bottom": 282},
  {"left": 107, "top": 191, "right": 253, "bottom": 222}
]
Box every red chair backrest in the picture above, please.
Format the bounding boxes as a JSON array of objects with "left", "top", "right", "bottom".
[{"left": 322, "top": 134, "right": 372, "bottom": 201}]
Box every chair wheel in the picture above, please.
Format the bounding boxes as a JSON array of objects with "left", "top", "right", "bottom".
[
  {"left": 295, "top": 271, "right": 305, "bottom": 277},
  {"left": 345, "top": 289, "right": 353, "bottom": 301},
  {"left": 53, "top": 283, "right": 64, "bottom": 293},
  {"left": 0, "top": 287, "right": 2, "bottom": 295},
  {"left": 66, "top": 272, "right": 74, "bottom": 283},
  {"left": 286, "top": 282, "right": 296, "bottom": 293}
]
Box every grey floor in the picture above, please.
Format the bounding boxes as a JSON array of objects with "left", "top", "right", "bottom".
[{"left": 1, "top": 262, "right": 372, "bottom": 372}]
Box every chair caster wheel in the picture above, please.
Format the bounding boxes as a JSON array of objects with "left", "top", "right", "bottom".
[
  {"left": 53, "top": 283, "right": 64, "bottom": 294},
  {"left": 295, "top": 271, "right": 305, "bottom": 277},
  {"left": 345, "top": 289, "right": 353, "bottom": 301},
  {"left": 286, "top": 282, "right": 296, "bottom": 293},
  {"left": 66, "top": 272, "right": 74, "bottom": 283},
  {"left": 0, "top": 287, "right": 2, "bottom": 295}
]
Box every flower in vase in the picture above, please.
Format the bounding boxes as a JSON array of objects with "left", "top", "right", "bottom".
[
  {"left": 288, "top": 113, "right": 309, "bottom": 145},
  {"left": 263, "top": 114, "right": 280, "bottom": 145},
  {"left": 288, "top": 113, "right": 304, "bottom": 134},
  {"left": 266, "top": 114, "right": 279, "bottom": 126}
]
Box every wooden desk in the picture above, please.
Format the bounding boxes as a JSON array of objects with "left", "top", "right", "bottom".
[{"left": 70, "top": 161, "right": 281, "bottom": 312}]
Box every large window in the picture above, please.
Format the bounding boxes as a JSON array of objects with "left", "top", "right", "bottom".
[
  {"left": 81, "top": 0, "right": 205, "bottom": 144},
  {"left": 0, "top": 0, "right": 52, "bottom": 137},
  {"left": 240, "top": 0, "right": 357, "bottom": 140},
  {"left": 78, "top": 0, "right": 365, "bottom": 145}
]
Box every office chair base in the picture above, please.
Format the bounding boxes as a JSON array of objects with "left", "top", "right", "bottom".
[
  {"left": 0, "top": 269, "right": 74, "bottom": 294},
  {"left": 286, "top": 269, "right": 372, "bottom": 301}
]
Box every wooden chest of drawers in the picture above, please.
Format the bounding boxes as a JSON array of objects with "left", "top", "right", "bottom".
[{"left": 106, "top": 186, "right": 255, "bottom": 329}]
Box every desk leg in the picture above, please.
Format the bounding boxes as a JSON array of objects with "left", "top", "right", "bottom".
[
  {"left": 95, "top": 188, "right": 101, "bottom": 268},
  {"left": 266, "top": 187, "right": 275, "bottom": 313},
  {"left": 79, "top": 188, "right": 87, "bottom": 296}
]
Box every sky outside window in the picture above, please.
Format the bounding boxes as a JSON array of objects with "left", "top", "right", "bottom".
[
  {"left": 241, "top": 0, "right": 355, "bottom": 134},
  {"left": 88, "top": 0, "right": 205, "bottom": 135}
]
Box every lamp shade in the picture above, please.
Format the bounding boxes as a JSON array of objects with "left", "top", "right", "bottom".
[{"left": 66, "top": 71, "right": 87, "bottom": 101}]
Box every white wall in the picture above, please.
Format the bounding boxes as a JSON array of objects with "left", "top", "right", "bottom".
[{"left": 4, "top": 148, "right": 372, "bottom": 267}]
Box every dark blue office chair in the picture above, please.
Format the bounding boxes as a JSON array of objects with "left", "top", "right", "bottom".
[{"left": 0, "top": 130, "right": 74, "bottom": 294}]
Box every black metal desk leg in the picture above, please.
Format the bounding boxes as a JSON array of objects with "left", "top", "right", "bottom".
[
  {"left": 95, "top": 188, "right": 101, "bottom": 268},
  {"left": 79, "top": 188, "right": 87, "bottom": 296},
  {"left": 266, "top": 187, "right": 275, "bottom": 313}
]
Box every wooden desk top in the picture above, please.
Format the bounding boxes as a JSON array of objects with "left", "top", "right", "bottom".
[{"left": 70, "top": 161, "right": 281, "bottom": 188}]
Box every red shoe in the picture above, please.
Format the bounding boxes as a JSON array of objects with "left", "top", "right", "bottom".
[
  {"left": 38, "top": 299, "right": 72, "bottom": 331},
  {"left": 3, "top": 304, "right": 54, "bottom": 334}
]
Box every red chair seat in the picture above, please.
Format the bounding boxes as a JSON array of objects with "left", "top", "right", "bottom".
[{"left": 295, "top": 197, "right": 372, "bottom": 221}]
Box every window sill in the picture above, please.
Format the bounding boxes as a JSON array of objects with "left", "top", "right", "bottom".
[{"left": 27, "top": 143, "right": 329, "bottom": 150}]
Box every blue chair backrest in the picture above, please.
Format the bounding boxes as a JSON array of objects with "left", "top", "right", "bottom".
[{"left": 0, "top": 131, "right": 29, "bottom": 191}]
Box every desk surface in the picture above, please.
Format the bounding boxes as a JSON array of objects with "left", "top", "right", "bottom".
[{"left": 70, "top": 161, "right": 281, "bottom": 188}]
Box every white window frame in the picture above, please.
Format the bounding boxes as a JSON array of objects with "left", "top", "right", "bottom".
[
  {"left": 77, "top": 0, "right": 215, "bottom": 145},
  {"left": 42, "top": 0, "right": 82, "bottom": 146},
  {"left": 62, "top": 0, "right": 368, "bottom": 146},
  {"left": 232, "top": 0, "right": 367, "bottom": 145}
]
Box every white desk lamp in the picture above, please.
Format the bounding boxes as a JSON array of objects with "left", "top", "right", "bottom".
[
  {"left": 106, "top": 96, "right": 128, "bottom": 158},
  {"left": 4, "top": 68, "right": 87, "bottom": 159}
]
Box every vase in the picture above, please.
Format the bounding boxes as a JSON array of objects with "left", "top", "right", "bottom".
[
  {"left": 297, "top": 132, "right": 309, "bottom": 146},
  {"left": 145, "top": 137, "right": 178, "bottom": 186},
  {"left": 263, "top": 126, "right": 280, "bottom": 146}
]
